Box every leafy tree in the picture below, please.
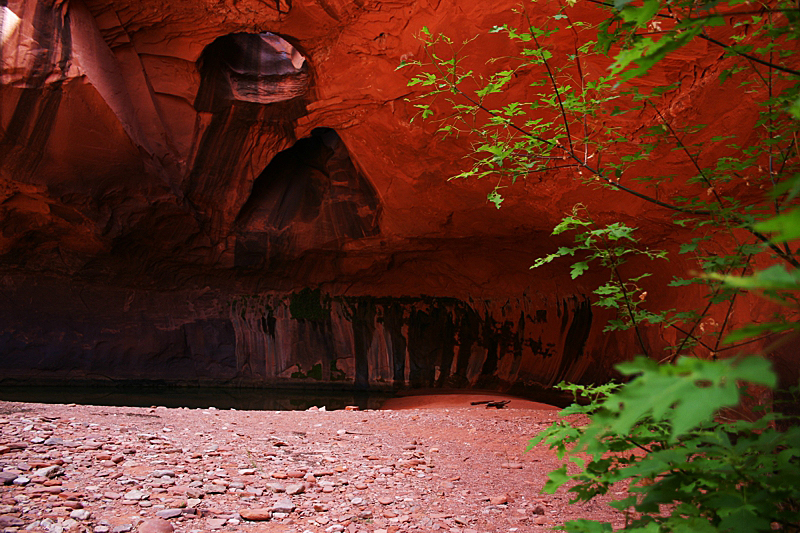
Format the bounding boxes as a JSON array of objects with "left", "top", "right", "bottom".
[
  {"left": 402, "top": 0, "right": 800, "bottom": 531},
  {"left": 530, "top": 357, "right": 800, "bottom": 532},
  {"left": 400, "top": 0, "right": 800, "bottom": 361}
]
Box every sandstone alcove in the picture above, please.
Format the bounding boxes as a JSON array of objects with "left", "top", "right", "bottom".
[
  {"left": 234, "top": 127, "right": 381, "bottom": 268},
  {"left": 186, "top": 31, "right": 312, "bottom": 228}
]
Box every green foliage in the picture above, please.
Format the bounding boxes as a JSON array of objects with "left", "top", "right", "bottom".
[
  {"left": 531, "top": 205, "right": 668, "bottom": 339},
  {"left": 404, "top": 0, "right": 800, "bottom": 531},
  {"left": 403, "top": 0, "right": 800, "bottom": 362},
  {"left": 530, "top": 358, "right": 799, "bottom": 533}
]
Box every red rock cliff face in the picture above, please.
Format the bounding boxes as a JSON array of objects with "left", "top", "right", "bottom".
[{"left": 0, "top": 0, "right": 791, "bottom": 392}]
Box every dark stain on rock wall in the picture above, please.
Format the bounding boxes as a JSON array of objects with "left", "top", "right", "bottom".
[{"left": 0, "top": 277, "right": 597, "bottom": 396}]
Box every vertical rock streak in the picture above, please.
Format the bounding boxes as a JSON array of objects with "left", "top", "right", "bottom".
[{"left": 229, "top": 294, "right": 594, "bottom": 390}]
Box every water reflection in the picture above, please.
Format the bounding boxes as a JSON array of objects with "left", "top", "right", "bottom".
[{"left": 0, "top": 385, "right": 392, "bottom": 411}]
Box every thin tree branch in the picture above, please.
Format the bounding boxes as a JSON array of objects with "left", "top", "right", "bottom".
[
  {"left": 421, "top": 43, "right": 714, "bottom": 216},
  {"left": 698, "top": 33, "right": 800, "bottom": 77},
  {"left": 649, "top": 102, "right": 726, "bottom": 208},
  {"left": 670, "top": 324, "right": 717, "bottom": 352},
  {"left": 524, "top": 12, "right": 576, "bottom": 153},
  {"left": 585, "top": 0, "right": 800, "bottom": 77}
]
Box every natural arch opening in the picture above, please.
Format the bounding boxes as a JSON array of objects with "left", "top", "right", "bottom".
[
  {"left": 194, "top": 32, "right": 309, "bottom": 113},
  {"left": 234, "top": 128, "right": 381, "bottom": 268}
]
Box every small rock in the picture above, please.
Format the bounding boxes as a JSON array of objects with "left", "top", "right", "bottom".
[
  {"left": 155, "top": 509, "right": 182, "bottom": 519},
  {"left": 124, "top": 490, "right": 147, "bottom": 501},
  {"left": 266, "top": 482, "right": 286, "bottom": 493},
  {"left": 378, "top": 497, "right": 393, "bottom": 505},
  {"left": 270, "top": 499, "right": 295, "bottom": 514},
  {"left": 0, "top": 472, "right": 17, "bottom": 485},
  {"left": 33, "top": 465, "right": 64, "bottom": 479},
  {"left": 0, "top": 516, "right": 24, "bottom": 527},
  {"left": 206, "top": 518, "right": 227, "bottom": 529},
  {"left": 111, "top": 525, "right": 133, "bottom": 533},
  {"left": 500, "top": 462, "right": 524, "bottom": 469},
  {"left": 245, "top": 486, "right": 263, "bottom": 496},
  {"left": 239, "top": 508, "right": 272, "bottom": 521},
  {"left": 138, "top": 519, "right": 173, "bottom": 533},
  {"left": 489, "top": 494, "right": 509, "bottom": 505},
  {"left": 204, "top": 484, "right": 226, "bottom": 494},
  {"left": 70, "top": 509, "right": 91, "bottom": 520},
  {"left": 185, "top": 488, "right": 204, "bottom": 499},
  {"left": 286, "top": 483, "right": 305, "bottom": 495}
]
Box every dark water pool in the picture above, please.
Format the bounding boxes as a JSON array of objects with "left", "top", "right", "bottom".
[{"left": 0, "top": 385, "right": 393, "bottom": 411}]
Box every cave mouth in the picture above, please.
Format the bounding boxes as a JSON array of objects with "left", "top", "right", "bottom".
[
  {"left": 234, "top": 127, "right": 382, "bottom": 268},
  {"left": 194, "top": 32, "right": 310, "bottom": 113}
]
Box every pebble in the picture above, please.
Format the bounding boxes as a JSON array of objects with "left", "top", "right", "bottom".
[
  {"left": 489, "top": 494, "right": 508, "bottom": 505},
  {"left": 70, "top": 509, "right": 91, "bottom": 520},
  {"left": 270, "top": 499, "right": 296, "bottom": 513},
  {"left": 33, "top": 465, "right": 64, "bottom": 478},
  {"left": 267, "top": 482, "right": 285, "bottom": 492},
  {"left": 286, "top": 482, "right": 305, "bottom": 495},
  {"left": 124, "top": 489, "right": 147, "bottom": 500},
  {"left": 0, "top": 516, "right": 24, "bottom": 527},
  {"left": 239, "top": 508, "right": 272, "bottom": 521},
  {"left": 0, "top": 401, "right": 572, "bottom": 533},
  {"left": 206, "top": 518, "right": 227, "bottom": 529}
]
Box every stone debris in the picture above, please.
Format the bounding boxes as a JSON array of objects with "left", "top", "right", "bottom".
[
  {"left": 238, "top": 508, "right": 272, "bottom": 521},
  {"left": 0, "top": 401, "right": 627, "bottom": 533}
]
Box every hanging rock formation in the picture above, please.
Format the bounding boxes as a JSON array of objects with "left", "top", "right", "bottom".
[{"left": 0, "top": 0, "right": 789, "bottom": 393}]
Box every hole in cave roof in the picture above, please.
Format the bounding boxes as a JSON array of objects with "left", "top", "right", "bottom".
[{"left": 194, "top": 31, "right": 310, "bottom": 112}]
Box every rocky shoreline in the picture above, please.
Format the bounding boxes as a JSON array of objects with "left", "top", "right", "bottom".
[{"left": 0, "top": 398, "right": 623, "bottom": 533}]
